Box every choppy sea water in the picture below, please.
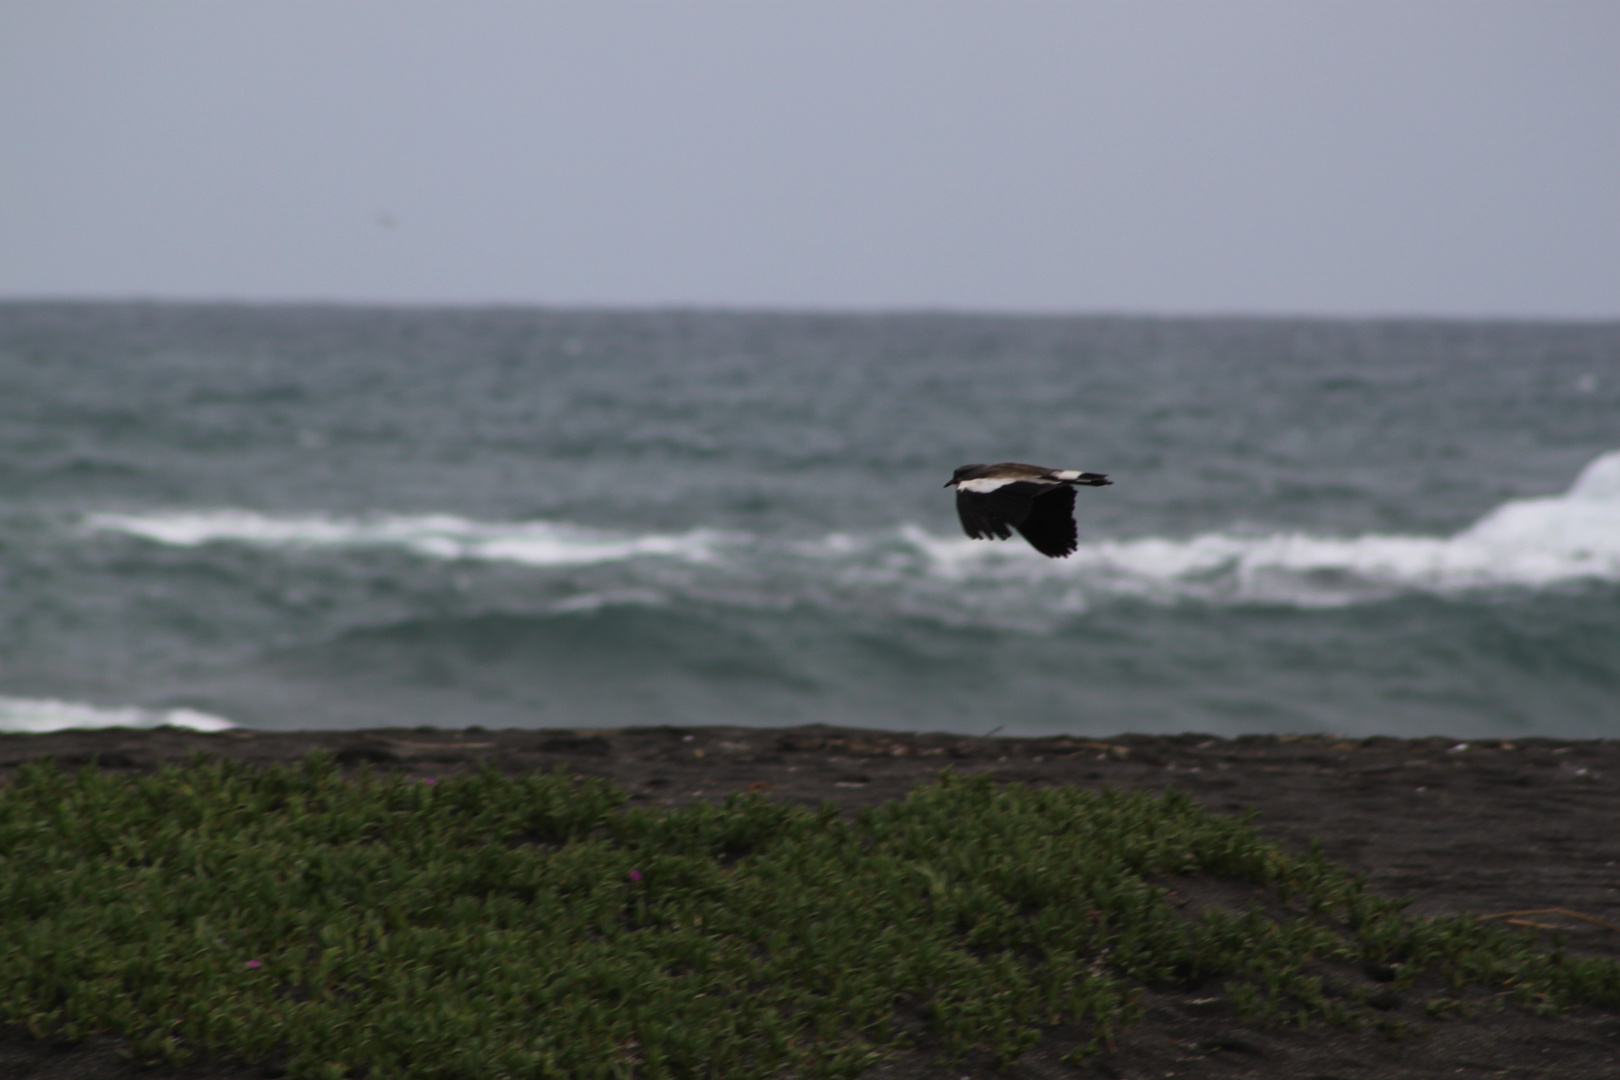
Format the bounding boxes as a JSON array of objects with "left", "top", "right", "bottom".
[{"left": 2, "top": 302, "right": 1617, "bottom": 737}]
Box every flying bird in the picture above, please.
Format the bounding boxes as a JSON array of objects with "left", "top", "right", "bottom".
[{"left": 945, "top": 462, "right": 1112, "bottom": 558}]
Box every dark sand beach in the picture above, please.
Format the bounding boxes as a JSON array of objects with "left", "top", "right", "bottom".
[{"left": 3, "top": 725, "right": 1618, "bottom": 1079}]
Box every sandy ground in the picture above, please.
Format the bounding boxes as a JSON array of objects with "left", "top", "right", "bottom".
[{"left": 3, "top": 724, "right": 1618, "bottom": 1079}]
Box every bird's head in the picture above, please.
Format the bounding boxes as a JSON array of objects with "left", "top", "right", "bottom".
[{"left": 944, "top": 464, "right": 985, "bottom": 488}]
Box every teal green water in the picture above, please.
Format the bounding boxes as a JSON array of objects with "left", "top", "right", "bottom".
[{"left": 1, "top": 302, "right": 1617, "bottom": 736}]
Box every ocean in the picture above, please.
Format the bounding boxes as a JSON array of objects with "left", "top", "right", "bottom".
[{"left": 1, "top": 301, "right": 1617, "bottom": 738}]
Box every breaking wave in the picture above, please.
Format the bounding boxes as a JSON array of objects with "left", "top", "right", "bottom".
[
  {"left": 84, "top": 510, "right": 730, "bottom": 567},
  {"left": 81, "top": 450, "right": 1620, "bottom": 613},
  {"left": 0, "top": 696, "right": 234, "bottom": 734}
]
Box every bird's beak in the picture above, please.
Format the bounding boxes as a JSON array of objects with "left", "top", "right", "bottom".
[{"left": 943, "top": 480, "right": 956, "bottom": 487}]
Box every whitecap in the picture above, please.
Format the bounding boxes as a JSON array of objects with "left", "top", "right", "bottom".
[
  {"left": 0, "top": 696, "right": 235, "bottom": 734},
  {"left": 84, "top": 510, "right": 730, "bottom": 568},
  {"left": 548, "top": 589, "right": 669, "bottom": 614}
]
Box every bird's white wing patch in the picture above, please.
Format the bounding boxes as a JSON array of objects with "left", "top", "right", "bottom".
[
  {"left": 1050, "top": 470, "right": 1084, "bottom": 480},
  {"left": 957, "top": 476, "right": 1043, "bottom": 493}
]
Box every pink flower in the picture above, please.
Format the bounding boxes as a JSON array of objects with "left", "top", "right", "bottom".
[
  {"left": 629, "top": 870, "right": 643, "bottom": 882},
  {"left": 246, "top": 960, "right": 262, "bottom": 968},
  {"left": 420, "top": 778, "right": 438, "bottom": 785}
]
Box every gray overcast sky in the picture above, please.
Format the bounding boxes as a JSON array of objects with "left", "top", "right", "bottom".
[{"left": 2, "top": 2, "right": 1616, "bottom": 317}]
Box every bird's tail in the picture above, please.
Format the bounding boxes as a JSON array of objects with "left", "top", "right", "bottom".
[{"left": 1057, "top": 471, "right": 1112, "bottom": 487}]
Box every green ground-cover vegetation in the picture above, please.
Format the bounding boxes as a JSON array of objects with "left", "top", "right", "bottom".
[{"left": 1, "top": 754, "right": 1617, "bottom": 1079}]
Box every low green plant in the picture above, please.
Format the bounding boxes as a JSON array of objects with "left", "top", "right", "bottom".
[{"left": 0, "top": 755, "right": 1614, "bottom": 1079}]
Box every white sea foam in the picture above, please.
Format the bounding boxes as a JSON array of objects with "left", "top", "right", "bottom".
[
  {"left": 85, "top": 511, "right": 728, "bottom": 568},
  {"left": 0, "top": 696, "right": 235, "bottom": 734}
]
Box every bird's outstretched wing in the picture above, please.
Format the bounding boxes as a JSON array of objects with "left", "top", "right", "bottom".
[
  {"left": 954, "top": 482, "right": 1044, "bottom": 541},
  {"left": 1014, "top": 486, "right": 1078, "bottom": 557}
]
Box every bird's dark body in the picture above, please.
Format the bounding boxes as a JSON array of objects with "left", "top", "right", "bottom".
[{"left": 945, "top": 462, "right": 1112, "bottom": 558}]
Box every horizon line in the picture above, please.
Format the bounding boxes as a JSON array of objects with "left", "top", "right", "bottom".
[{"left": 2, "top": 293, "right": 1619, "bottom": 327}]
